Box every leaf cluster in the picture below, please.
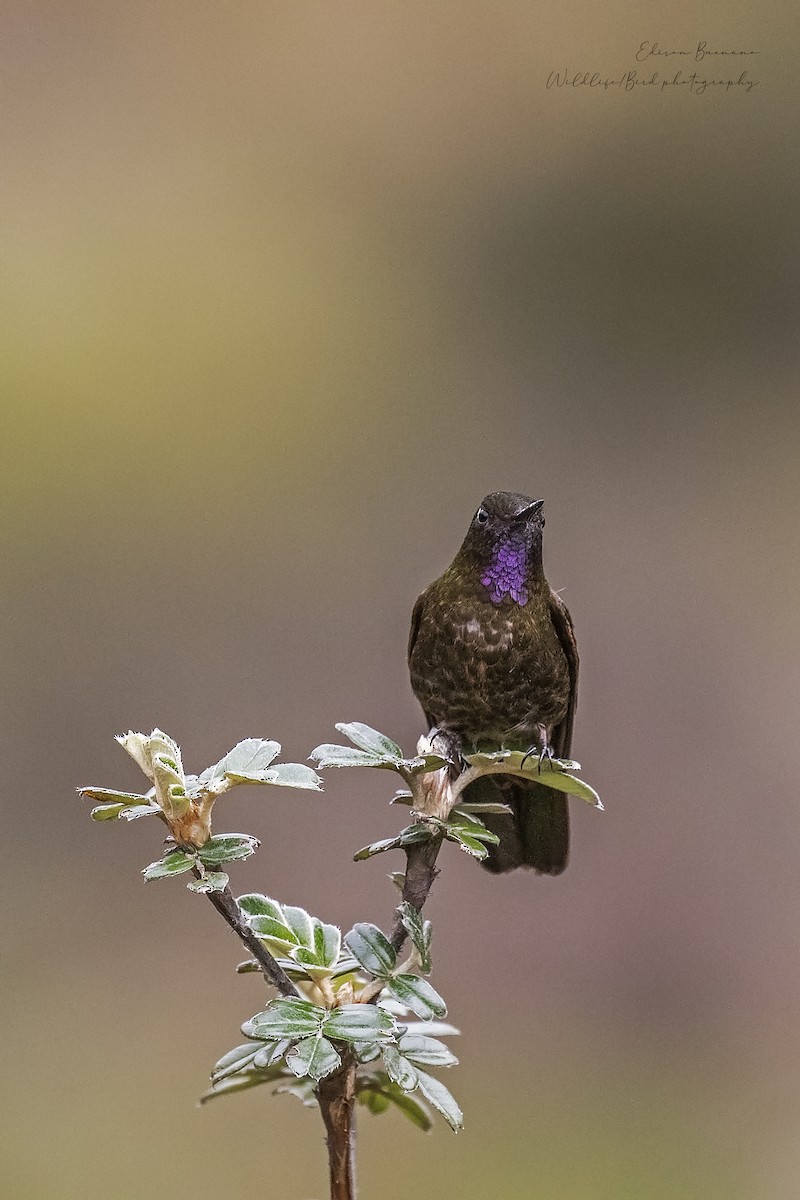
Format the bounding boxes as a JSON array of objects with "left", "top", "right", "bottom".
[{"left": 206, "top": 902, "right": 463, "bottom": 1131}]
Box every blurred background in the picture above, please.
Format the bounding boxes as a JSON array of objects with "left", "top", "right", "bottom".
[{"left": 3, "top": 2, "right": 799, "bottom": 1197}]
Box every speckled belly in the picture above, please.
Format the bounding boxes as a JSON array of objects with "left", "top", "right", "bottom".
[{"left": 410, "top": 598, "right": 570, "bottom": 744}]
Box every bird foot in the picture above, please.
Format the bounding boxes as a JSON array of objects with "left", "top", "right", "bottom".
[
  {"left": 520, "top": 743, "right": 555, "bottom": 774},
  {"left": 427, "top": 727, "right": 469, "bottom": 776}
]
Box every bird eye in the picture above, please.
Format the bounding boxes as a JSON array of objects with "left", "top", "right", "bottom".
[{"left": 476, "top": 507, "right": 489, "bottom": 525}]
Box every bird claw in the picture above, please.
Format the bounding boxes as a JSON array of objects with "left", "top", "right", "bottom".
[
  {"left": 520, "top": 743, "right": 554, "bottom": 774},
  {"left": 428, "top": 727, "right": 469, "bottom": 776}
]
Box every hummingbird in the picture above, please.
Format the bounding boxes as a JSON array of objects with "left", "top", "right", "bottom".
[{"left": 407, "top": 491, "right": 578, "bottom": 873}]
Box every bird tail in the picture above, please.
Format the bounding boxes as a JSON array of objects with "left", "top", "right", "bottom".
[{"left": 468, "top": 775, "right": 569, "bottom": 875}]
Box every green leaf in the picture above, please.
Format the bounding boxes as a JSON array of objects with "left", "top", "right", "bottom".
[
  {"left": 465, "top": 750, "right": 603, "bottom": 808},
  {"left": 197, "top": 833, "right": 259, "bottom": 867},
  {"left": 322, "top": 1004, "right": 396, "bottom": 1043},
  {"left": 357, "top": 1077, "right": 433, "bottom": 1131},
  {"left": 401, "top": 754, "right": 449, "bottom": 774},
  {"left": 204, "top": 739, "right": 281, "bottom": 781},
  {"left": 274, "top": 1077, "right": 318, "bottom": 1107},
  {"left": 142, "top": 850, "right": 196, "bottom": 880},
  {"left": 387, "top": 976, "right": 447, "bottom": 1021},
  {"left": 344, "top": 924, "right": 397, "bottom": 977},
  {"left": 452, "top": 801, "right": 513, "bottom": 815},
  {"left": 446, "top": 814, "right": 499, "bottom": 843},
  {"left": 90, "top": 802, "right": 133, "bottom": 821},
  {"left": 354, "top": 835, "right": 404, "bottom": 861},
  {"left": 528, "top": 769, "right": 603, "bottom": 808},
  {"left": 211, "top": 1042, "right": 262, "bottom": 1081},
  {"left": 243, "top": 998, "right": 325, "bottom": 1041},
  {"left": 80, "top": 787, "right": 151, "bottom": 806},
  {"left": 248, "top": 916, "right": 300, "bottom": 955},
  {"left": 384, "top": 1089, "right": 433, "bottom": 1131},
  {"left": 313, "top": 920, "right": 342, "bottom": 968},
  {"left": 282, "top": 905, "right": 315, "bottom": 950},
  {"left": 354, "top": 1042, "right": 382, "bottom": 1063},
  {"left": 398, "top": 1035, "right": 458, "bottom": 1067},
  {"left": 335, "top": 722, "right": 403, "bottom": 760},
  {"left": 187, "top": 871, "right": 229, "bottom": 893},
  {"left": 390, "top": 790, "right": 414, "bottom": 805},
  {"left": 237, "top": 894, "right": 284, "bottom": 921},
  {"left": 257, "top": 763, "right": 323, "bottom": 790},
  {"left": 354, "top": 822, "right": 436, "bottom": 860},
  {"left": 382, "top": 1045, "right": 419, "bottom": 1092},
  {"left": 397, "top": 903, "right": 432, "bottom": 973},
  {"left": 446, "top": 831, "right": 490, "bottom": 859},
  {"left": 359, "top": 1087, "right": 391, "bottom": 1114},
  {"left": 415, "top": 1069, "right": 463, "bottom": 1131},
  {"left": 329, "top": 955, "right": 360, "bottom": 980},
  {"left": 400, "top": 823, "right": 438, "bottom": 846},
  {"left": 311, "top": 744, "right": 395, "bottom": 770},
  {"left": 119, "top": 803, "right": 162, "bottom": 821},
  {"left": 199, "top": 1066, "right": 285, "bottom": 1104},
  {"left": 253, "top": 1039, "right": 291, "bottom": 1068},
  {"left": 286, "top": 1035, "right": 341, "bottom": 1082},
  {"left": 400, "top": 1020, "right": 460, "bottom": 1038}
]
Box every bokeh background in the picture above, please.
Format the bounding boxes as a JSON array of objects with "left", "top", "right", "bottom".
[{"left": 3, "top": 2, "right": 799, "bottom": 1197}]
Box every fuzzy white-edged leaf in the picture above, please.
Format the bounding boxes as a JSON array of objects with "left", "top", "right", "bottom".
[
  {"left": 256, "top": 763, "right": 323, "bottom": 790},
  {"left": 187, "top": 871, "right": 229, "bottom": 893},
  {"left": 282, "top": 905, "right": 315, "bottom": 950},
  {"left": 237, "top": 894, "right": 284, "bottom": 921},
  {"left": 323, "top": 1004, "right": 396, "bottom": 1043},
  {"left": 253, "top": 1039, "right": 291, "bottom": 1069},
  {"left": 142, "top": 850, "right": 196, "bottom": 880},
  {"left": 286, "top": 1035, "right": 341, "bottom": 1082},
  {"left": 80, "top": 787, "right": 151, "bottom": 806},
  {"left": 211, "top": 1043, "right": 262, "bottom": 1081},
  {"left": 203, "top": 739, "right": 281, "bottom": 782},
  {"left": 399, "top": 1021, "right": 460, "bottom": 1038},
  {"left": 199, "top": 1066, "right": 285, "bottom": 1104},
  {"left": 401, "top": 754, "right": 449, "bottom": 774},
  {"left": 353, "top": 835, "right": 404, "bottom": 861},
  {"left": 334, "top": 722, "right": 403, "bottom": 760},
  {"left": 344, "top": 923, "right": 397, "bottom": 977},
  {"left": 243, "top": 998, "right": 325, "bottom": 1041},
  {"left": 415, "top": 1069, "right": 463, "bottom": 1131},
  {"left": 387, "top": 975, "right": 447, "bottom": 1021},
  {"left": 382, "top": 1045, "right": 419, "bottom": 1092},
  {"left": 311, "top": 744, "right": 395, "bottom": 770},
  {"left": 447, "top": 831, "right": 489, "bottom": 859},
  {"left": 313, "top": 920, "right": 342, "bottom": 968},
  {"left": 197, "top": 834, "right": 259, "bottom": 867},
  {"left": 397, "top": 903, "right": 432, "bottom": 974},
  {"left": 465, "top": 750, "right": 602, "bottom": 808},
  {"left": 398, "top": 1034, "right": 458, "bottom": 1067}
]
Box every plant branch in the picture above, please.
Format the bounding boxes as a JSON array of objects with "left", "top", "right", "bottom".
[
  {"left": 389, "top": 835, "right": 443, "bottom": 952},
  {"left": 198, "top": 876, "right": 298, "bottom": 998},
  {"left": 316, "top": 1051, "right": 358, "bottom": 1200}
]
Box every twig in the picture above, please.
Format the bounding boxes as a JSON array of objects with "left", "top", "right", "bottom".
[
  {"left": 198, "top": 876, "right": 298, "bottom": 998},
  {"left": 317, "top": 1052, "right": 358, "bottom": 1200},
  {"left": 389, "top": 836, "right": 443, "bottom": 952}
]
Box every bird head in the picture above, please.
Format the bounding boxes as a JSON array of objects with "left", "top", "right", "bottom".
[{"left": 455, "top": 492, "right": 545, "bottom": 603}]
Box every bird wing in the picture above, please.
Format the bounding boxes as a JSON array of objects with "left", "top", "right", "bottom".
[
  {"left": 407, "top": 588, "right": 436, "bottom": 729},
  {"left": 547, "top": 589, "right": 579, "bottom": 757},
  {"left": 407, "top": 589, "right": 427, "bottom": 662}
]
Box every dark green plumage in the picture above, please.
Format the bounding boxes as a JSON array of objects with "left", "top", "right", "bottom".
[{"left": 408, "top": 492, "right": 579, "bottom": 874}]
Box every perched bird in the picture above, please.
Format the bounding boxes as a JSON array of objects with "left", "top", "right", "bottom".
[{"left": 408, "top": 491, "right": 578, "bottom": 874}]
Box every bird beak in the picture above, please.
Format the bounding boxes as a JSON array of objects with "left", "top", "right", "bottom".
[{"left": 518, "top": 499, "right": 544, "bottom": 518}]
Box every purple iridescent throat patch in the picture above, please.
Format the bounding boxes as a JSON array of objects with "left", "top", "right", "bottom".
[{"left": 480, "top": 535, "right": 529, "bottom": 605}]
